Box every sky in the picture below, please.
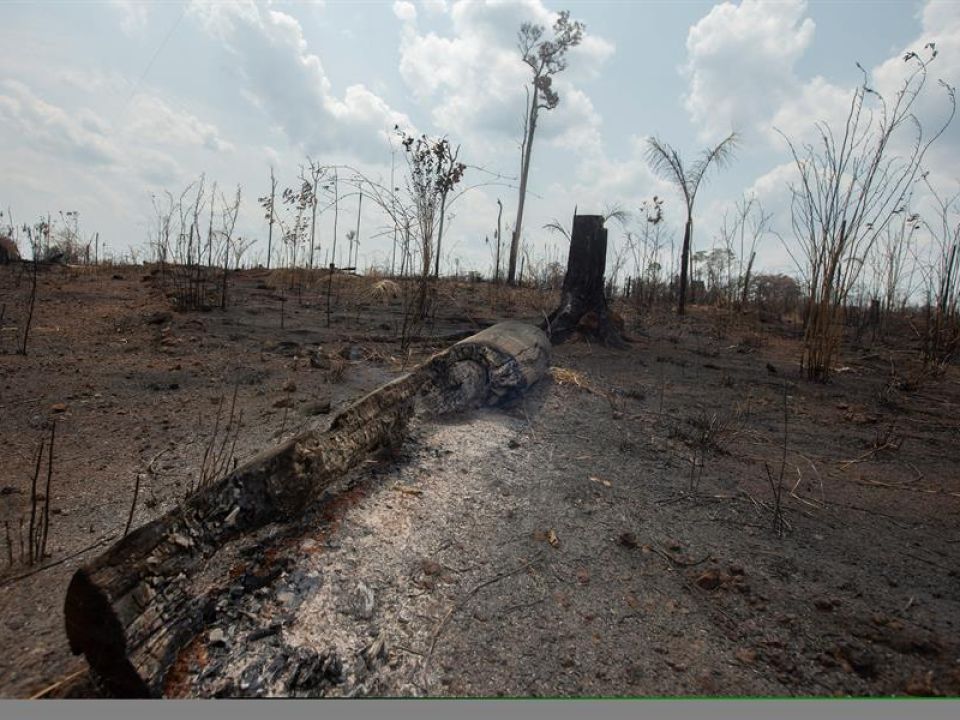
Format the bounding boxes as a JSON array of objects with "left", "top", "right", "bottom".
[{"left": 1, "top": 0, "right": 958, "bottom": 282}]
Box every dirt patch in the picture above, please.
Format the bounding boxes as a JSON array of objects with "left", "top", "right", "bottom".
[{"left": 1, "top": 265, "right": 959, "bottom": 697}]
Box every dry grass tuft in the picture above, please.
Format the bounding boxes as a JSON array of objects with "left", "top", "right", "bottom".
[
  {"left": 550, "top": 366, "right": 589, "bottom": 389},
  {"left": 326, "top": 355, "right": 347, "bottom": 384},
  {"left": 369, "top": 279, "right": 400, "bottom": 303}
]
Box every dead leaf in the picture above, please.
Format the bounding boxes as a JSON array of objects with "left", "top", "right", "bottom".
[
  {"left": 695, "top": 570, "right": 722, "bottom": 590},
  {"left": 589, "top": 475, "right": 612, "bottom": 487},
  {"left": 625, "top": 592, "right": 640, "bottom": 609},
  {"left": 547, "top": 529, "right": 560, "bottom": 547},
  {"left": 735, "top": 648, "right": 757, "bottom": 665},
  {"left": 904, "top": 671, "right": 938, "bottom": 696}
]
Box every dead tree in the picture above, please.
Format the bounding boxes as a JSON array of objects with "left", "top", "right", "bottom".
[
  {"left": 544, "top": 214, "right": 625, "bottom": 347},
  {"left": 64, "top": 321, "right": 550, "bottom": 697}
]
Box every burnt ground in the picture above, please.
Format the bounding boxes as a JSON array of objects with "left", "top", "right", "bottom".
[{"left": 0, "top": 264, "right": 958, "bottom": 698}]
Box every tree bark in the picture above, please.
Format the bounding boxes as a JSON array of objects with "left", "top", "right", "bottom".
[
  {"left": 678, "top": 216, "right": 692, "bottom": 316},
  {"left": 509, "top": 87, "right": 539, "bottom": 286},
  {"left": 64, "top": 322, "right": 550, "bottom": 697},
  {"left": 544, "top": 214, "right": 625, "bottom": 347}
]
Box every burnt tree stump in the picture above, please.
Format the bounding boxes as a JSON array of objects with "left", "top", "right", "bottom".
[
  {"left": 544, "top": 214, "right": 625, "bottom": 347},
  {"left": 63, "top": 321, "right": 549, "bottom": 697}
]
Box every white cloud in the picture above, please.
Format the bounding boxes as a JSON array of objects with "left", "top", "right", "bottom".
[
  {"left": 397, "top": 0, "right": 611, "bottom": 151},
  {"left": 125, "top": 94, "right": 235, "bottom": 153},
  {"left": 111, "top": 0, "right": 149, "bottom": 36},
  {"left": 767, "top": 75, "right": 853, "bottom": 146},
  {"left": 189, "top": 0, "right": 412, "bottom": 161},
  {"left": 0, "top": 80, "right": 118, "bottom": 166},
  {"left": 683, "top": 0, "right": 815, "bottom": 142},
  {"left": 393, "top": 1, "right": 417, "bottom": 23},
  {"left": 869, "top": 0, "right": 960, "bottom": 185},
  {"left": 420, "top": 0, "right": 448, "bottom": 15}
]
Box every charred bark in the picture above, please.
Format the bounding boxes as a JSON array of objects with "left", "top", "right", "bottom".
[
  {"left": 544, "top": 214, "right": 625, "bottom": 347},
  {"left": 64, "top": 321, "right": 550, "bottom": 697}
]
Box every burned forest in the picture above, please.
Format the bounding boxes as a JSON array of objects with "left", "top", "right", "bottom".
[{"left": 1, "top": 0, "right": 959, "bottom": 704}]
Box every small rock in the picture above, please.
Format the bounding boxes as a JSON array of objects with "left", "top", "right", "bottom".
[
  {"left": 309, "top": 353, "right": 330, "bottom": 370},
  {"left": 421, "top": 559, "right": 443, "bottom": 576},
  {"left": 282, "top": 380, "right": 297, "bottom": 393},
  {"left": 735, "top": 648, "right": 757, "bottom": 665},
  {"left": 50, "top": 403, "right": 68, "bottom": 413},
  {"left": 302, "top": 399, "right": 332, "bottom": 416},
  {"left": 145, "top": 311, "right": 172, "bottom": 325},
  {"left": 814, "top": 597, "right": 835, "bottom": 611},
  {"left": 277, "top": 591, "right": 295, "bottom": 606},
  {"left": 618, "top": 532, "right": 638, "bottom": 549},
  {"left": 208, "top": 628, "right": 226, "bottom": 646},
  {"left": 841, "top": 644, "right": 877, "bottom": 679},
  {"left": 339, "top": 345, "right": 363, "bottom": 361},
  {"left": 507, "top": 438, "right": 521, "bottom": 449}
]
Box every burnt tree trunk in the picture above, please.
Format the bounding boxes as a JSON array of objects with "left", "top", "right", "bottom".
[
  {"left": 544, "top": 214, "right": 625, "bottom": 347},
  {"left": 64, "top": 321, "right": 549, "bottom": 697}
]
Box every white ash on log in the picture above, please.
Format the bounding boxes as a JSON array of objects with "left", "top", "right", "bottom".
[
  {"left": 544, "top": 214, "right": 625, "bottom": 347},
  {"left": 63, "top": 321, "right": 550, "bottom": 697}
]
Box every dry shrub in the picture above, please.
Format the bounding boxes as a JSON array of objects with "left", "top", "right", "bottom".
[
  {"left": 369, "top": 279, "right": 400, "bottom": 303},
  {"left": 326, "top": 355, "right": 347, "bottom": 383}
]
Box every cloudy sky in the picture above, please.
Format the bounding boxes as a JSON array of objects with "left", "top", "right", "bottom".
[{"left": 1, "top": 0, "right": 958, "bottom": 279}]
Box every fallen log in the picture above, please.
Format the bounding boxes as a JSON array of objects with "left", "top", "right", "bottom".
[{"left": 64, "top": 321, "right": 550, "bottom": 697}]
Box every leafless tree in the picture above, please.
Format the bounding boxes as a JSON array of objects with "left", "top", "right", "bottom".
[
  {"left": 779, "top": 46, "right": 955, "bottom": 380},
  {"left": 302, "top": 159, "right": 327, "bottom": 270},
  {"left": 626, "top": 196, "right": 668, "bottom": 309},
  {"left": 645, "top": 132, "right": 739, "bottom": 315},
  {"left": 219, "top": 185, "right": 241, "bottom": 309},
  {"left": 257, "top": 166, "right": 277, "bottom": 270},
  {"left": 717, "top": 195, "right": 772, "bottom": 308},
  {"left": 867, "top": 201, "right": 920, "bottom": 336},
  {"left": 509, "top": 9, "right": 584, "bottom": 285},
  {"left": 915, "top": 173, "right": 960, "bottom": 364}
]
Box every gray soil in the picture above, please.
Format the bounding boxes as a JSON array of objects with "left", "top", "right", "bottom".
[{"left": 1, "top": 265, "right": 958, "bottom": 698}]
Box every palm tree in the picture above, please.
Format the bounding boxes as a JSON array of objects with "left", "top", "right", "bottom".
[{"left": 645, "top": 133, "right": 739, "bottom": 315}]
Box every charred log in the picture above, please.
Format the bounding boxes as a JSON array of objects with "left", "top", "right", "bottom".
[
  {"left": 64, "top": 321, "right": 550, "bottom": 697},
  {"left": 544, "top": 214, "right": 625, "bottom": 347}
]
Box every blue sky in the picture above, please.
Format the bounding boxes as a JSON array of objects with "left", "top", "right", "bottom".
[{"left": 1, "top": 0, "right": 957, "bottom": 280}]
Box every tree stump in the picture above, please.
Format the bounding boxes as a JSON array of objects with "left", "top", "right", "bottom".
[
  {"left": 544, "top": 214, "right": 625, "bottom": 347},
  {"left": 63, "top": 321, "right": 550, "bottom": 697}
]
